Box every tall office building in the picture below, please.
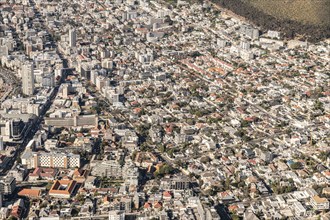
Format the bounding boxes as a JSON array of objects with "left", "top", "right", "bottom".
[
  {"left": 69, "top": 29, "right": 76, "bottom": 48},
  {"left": 22, "top": 63, "right": 34, "bottom": 95}
]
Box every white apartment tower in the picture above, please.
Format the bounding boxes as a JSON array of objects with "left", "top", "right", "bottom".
[
  {"left": 69, "top": 29, "right": 76, "bottom": 48},
  {"left": 22, "top": 63, "right": 34, "bottom": 96}
]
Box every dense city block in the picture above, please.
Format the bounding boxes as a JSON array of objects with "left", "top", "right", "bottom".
[{"left": 0, "top": 0, "right": 329, "bottom": 219}]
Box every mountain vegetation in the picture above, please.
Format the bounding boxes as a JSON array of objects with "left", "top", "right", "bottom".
[{"left": 210, "top": 0, "right": 330, "bottom": 42}]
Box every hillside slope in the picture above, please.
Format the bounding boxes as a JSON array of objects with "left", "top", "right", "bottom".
[
  {"left": 210, "top": 0, "right": 330, "bottom": 42},
  {"left": 248, "top": 0, "right": 330, "bottom": 26}
]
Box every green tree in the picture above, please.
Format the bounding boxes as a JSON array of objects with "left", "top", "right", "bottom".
[
  {"left": 314, "top": 100, "right": 324, "bottom": 111},
  {"left": 75, "top": 194, "right": 85, "bottom": 203},
  {"left": 150, "top": 186, "right": 159, "bottom": 193},
  {"left": 231, "top": 214, "right": 240, "bottom": 220},
  {"left": 290, "top": 162, "right": 302, "bottom": 170},
  {"left": 241, "top": 120, "right": 250, "bottom": 127},
  {"left": 154, "top": 164, "right": 175, "bottom": 178},
  {"left": 158, "top": 145, "right": 166, "bottom": 153},
  {"left": 131, "top": 151, "right": 137, "bottom": 160},
  {"left": 225, "top": 177, "right": 231, "bottom": 190},
  {"left": 200, "top": 156, "right": 211, "bottom": 164},
  {"left": 166, "top": 148, "right": 175, "bottom": 158}
]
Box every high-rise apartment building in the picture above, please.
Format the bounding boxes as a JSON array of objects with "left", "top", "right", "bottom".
[
  {"left": 22, "top": 63, "right": 34, "bottom": 95},
  {"left": 0, "top": 136, "right": 3, "bottom": 151},
  {"left": 69, "top": 29, "right": 76, "bottom": 48},
  {"left": 0, "top": 176, "right": 16, "bottom": 195}
]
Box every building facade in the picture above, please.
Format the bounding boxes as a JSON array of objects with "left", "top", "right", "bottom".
[
  {"left": 22, "top": 151, "right": 80, "bottom": 169},
  {"left": 69, "top": 29, "right": 76, "bottom": 48},
  {"left": 22, "top": 63, "right": 34, "bottom": 96},
  {"left": 0, "top": 176, "right": 16, "bottom": 195}
]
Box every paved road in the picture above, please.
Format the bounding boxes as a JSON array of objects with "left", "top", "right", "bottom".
[
  {"left": 0, "top": 0, "right": 66, "bottom": 175},
  {"left": 0, "top": 67, "right": 20, "bottom": 103},
  {"left": 0, "top": 86, "right": 60, "bottom": 175}
]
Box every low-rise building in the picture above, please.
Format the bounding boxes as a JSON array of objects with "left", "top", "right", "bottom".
[
  {"left": 310, "top": 195, "right": 329, "bottom": 210},
  {"left": 49, "top": 180, "right": 77, "bottom": 199}
]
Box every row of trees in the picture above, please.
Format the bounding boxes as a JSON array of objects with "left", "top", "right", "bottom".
[
  {"left": 154, "top": 164, "right": 175, "bottom": 178},
  {"left": 211, "top": 0, "right": 330, "bottom": 42}
]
